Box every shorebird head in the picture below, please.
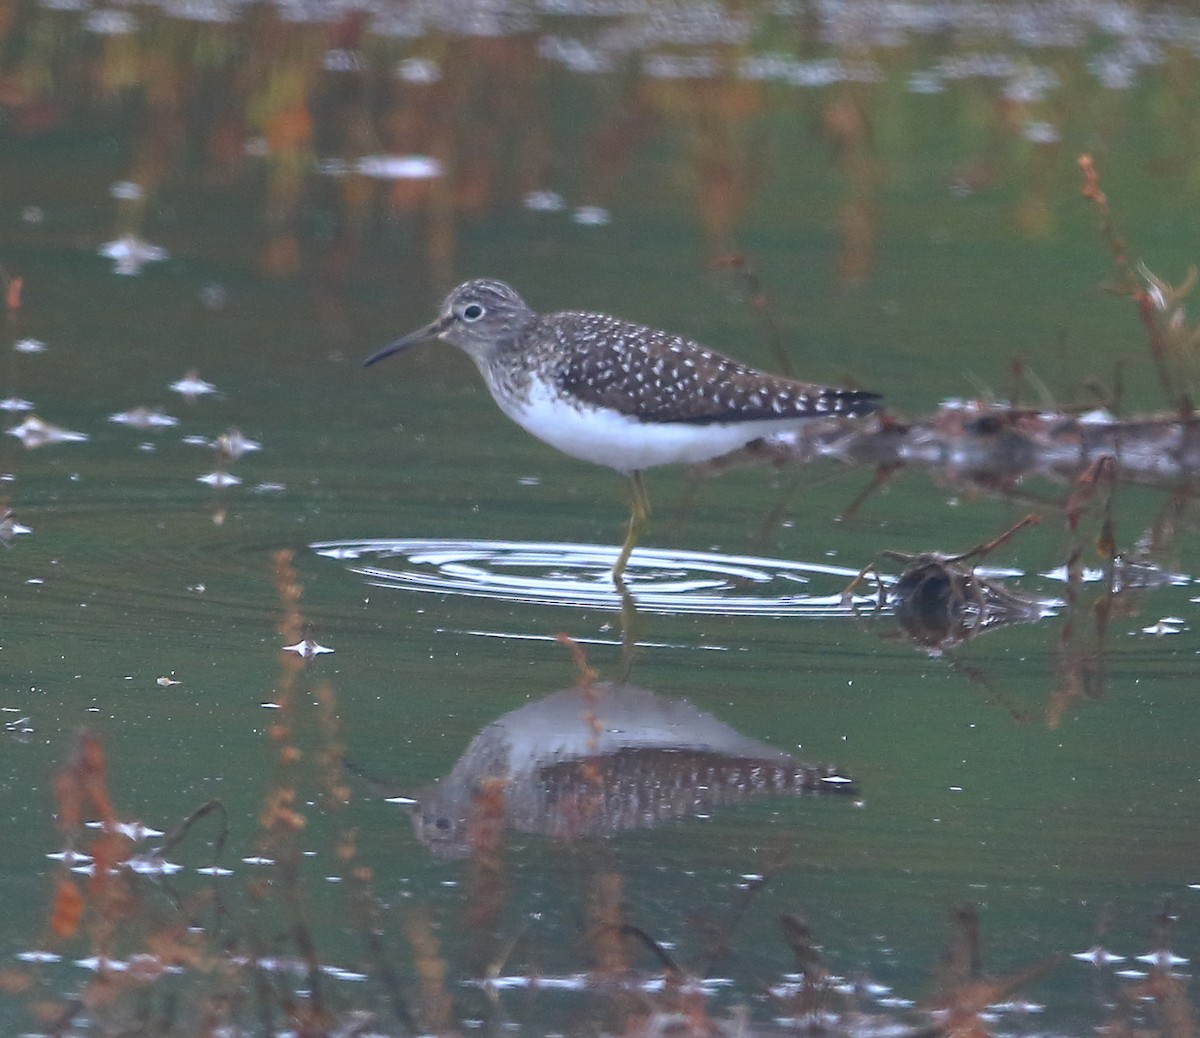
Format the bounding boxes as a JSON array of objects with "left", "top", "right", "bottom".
[{"left": 364, "top": 278, "right": 535, "bottom": 367}]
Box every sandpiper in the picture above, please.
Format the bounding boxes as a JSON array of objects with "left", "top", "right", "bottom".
[{"left": 365, "top": 278, "right": 880, "bottom": 584}]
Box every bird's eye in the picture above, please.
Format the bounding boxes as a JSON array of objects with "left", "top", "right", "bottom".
[{"left": 462, "top": 303, "right": 485, "bottom": 322}]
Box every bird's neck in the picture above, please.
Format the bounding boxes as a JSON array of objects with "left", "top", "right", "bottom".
[{"left": 471, "top": 316, "right": 545, "bottom": 405}]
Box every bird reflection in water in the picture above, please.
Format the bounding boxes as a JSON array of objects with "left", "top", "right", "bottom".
[{"left": 403, "top": 683, "right": 855, "bottom": 859}]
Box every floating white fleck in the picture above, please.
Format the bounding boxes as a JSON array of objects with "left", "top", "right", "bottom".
[
  {"left": 0, "top": 397, "right": 34, "bottom": 412},
  {"left": 127, "top": 952, "right": 184, "bottom": 977},
  {"left": 321, "top": 965, "right": 369, "bottom": 982},
  {"left": 282, "top": 639, "right": 334, "bottom": 657},
  {"left": 1072, "top": 945, "right": 1124, "bottom": 966},
  {"left": 396, "top": 57, "right": 440, "bottom": 83},
  {"left": 170, "top": 371, "right": 217, "bottom": 399},
  {"left": 126, "top": 855, "right": 184, "bottom": 876},
  {"left": 14, "top": 338, "right": 46, "bottom": 354},
  {"left": 0, "top": 509, "right": 32, "bottom": 541},
  {"left": 196, "top": 865, "right": 234, "bottom": 876},
  {"left": 322, "top": 47, "right": 363, "bottom": 72},
  {"left": 356, "top": 154, "right": 442, "bottom": 179},
  {"left": 109, "top": 407, "right": 180, "bottom": 430},
  {"left": 197, "top": 471, "right": 241, "bottom": 488},
  {"left": 988, "top": 1000, "right": 1044, "bottom": 1014},
  {"left": 242, "top": 855, "right": 276, "bottom": 866},
  {"left": 1041, "top": 565, "right": 1106, "bottom": 583},
  {"left": 109, "top": 180, "right": 144, "bottom": 201},
  {"left": 1023, "top": 120, "right": 1060, "bottom": 145},
  {"left": 46, "top": 849, "right": 92, "bottom": 864},
  {"left": 858, "top": 980, "right": 893, "bottom": 997},
  {"left": 572, "top": 205, "right": 610, "bottom": 226},
  {"left": 1140, "top": 617, "right": 1185, "bottom": 636},
  {"left": 84, "top": 820, "right": 165, "bottom": 840},
  {"left": 17, "top": 950, "right": 62, "bottom": 963},
  {"left": 524, "top": 190, "right": 566, "bottom": 213},
  {"left": 6, "top": 416, "right": 89, "bottom": 448},
  {"left": 1137, "top": 950, "right": 1190, "bottom": 966},
  {"left": 99, "top": 234, "right": 170, "bottom": 276},
  {"left": 215, "top": 428, "right": 261, "bottom": 459},
  {"left": 75, "top": 956, "right": 129, "bottom": 972}
]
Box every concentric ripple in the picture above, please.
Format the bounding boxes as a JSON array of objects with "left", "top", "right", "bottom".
[{"left": 309, "top": 538, "right": 891, "bottom": 617}]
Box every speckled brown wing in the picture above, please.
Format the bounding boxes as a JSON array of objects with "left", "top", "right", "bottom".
[{"left": 545, "top": 311, "right": 880, "bottom": 425}]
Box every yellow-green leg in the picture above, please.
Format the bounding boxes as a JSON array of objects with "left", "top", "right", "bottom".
[
  {"left": 614, "top": 472, "right": 650, "bottom": 682},
  {"left": 612, "top": 471, "right": 650, "bottom": 587}
]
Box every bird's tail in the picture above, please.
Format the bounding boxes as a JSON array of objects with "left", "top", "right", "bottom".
[{"left": 821, "top": 389, "right": 883, "bottom": 417}]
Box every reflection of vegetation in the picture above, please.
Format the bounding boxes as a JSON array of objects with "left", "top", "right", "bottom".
[
  {"left": 720, "top": 159, "right": 1200, "bottom": 731},
  {"left": 5, "top": 7, "right": 1200, "bottom": 1034},
  {"left": 16, "top": 714, "right": 1196, "bottom": 1036},
  {"left": 4, "top": 547, "right": 1193, "bottom": 1037},
  {"left": 1079, "top": 154, "right": 1200, "bottom": 413},
  {"left": 925, "top": 903, "right": 1064, "bottom": 1038},
  {"left": 839, "top": 421, "right": 1190, "bottom": 726},
  {"left": 4, "top": 1, "right": 1200, "bottom": 287}
]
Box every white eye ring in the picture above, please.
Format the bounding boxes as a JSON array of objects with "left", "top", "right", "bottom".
[{"left": 462, "top": 303, "right": 485, "bottom": 322}]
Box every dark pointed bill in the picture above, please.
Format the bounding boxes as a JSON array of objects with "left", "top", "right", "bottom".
[{"left": 363, "top": 315, "right": 451, "bottom": 367}]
